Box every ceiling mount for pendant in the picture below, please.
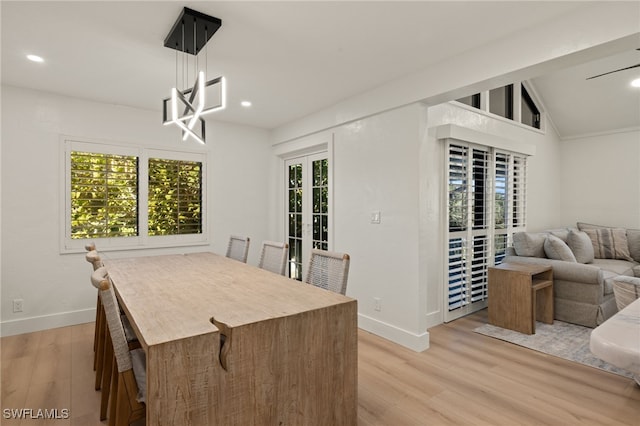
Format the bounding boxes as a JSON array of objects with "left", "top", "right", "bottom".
[{"left": 164, "top": 7, "right": 221, "bottom": 55}]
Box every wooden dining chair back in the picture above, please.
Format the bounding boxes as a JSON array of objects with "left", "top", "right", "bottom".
[
  {"left": 305, "top": 249, "right": 351, "bottom": 295},
  {"left": 86, "top": 250, "right": 104, "bottom": 271},
  {"left": 258, "top": 241, "right": 289, "bottom": 275},
  {"left": 86, "top": 249, "right": 106, "bottom": 380},
  {"left": 226, "top": 235, "right": 250, "bottom": 263},
  {"left": 93, "top": 267, "right": 146, "bottom": 426}
]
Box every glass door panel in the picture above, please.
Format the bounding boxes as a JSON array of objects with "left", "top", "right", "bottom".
[{"left": 285, "top": 154, "right": 329, "bottom": 281}]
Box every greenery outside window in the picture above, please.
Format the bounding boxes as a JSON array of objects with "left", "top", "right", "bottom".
[
  {"left": 62, "top": 139, "right": 207, "bottom": 252},
  {"left": 70, "top": 151, "right": 139, "bottom": 239},
  {"left": 148, "top": 158, "right": 202, "bottom": 236}
]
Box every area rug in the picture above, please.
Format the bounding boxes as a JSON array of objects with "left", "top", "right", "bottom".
[{"left": 474, "top": 321, "right": 634, "bottom": 378}]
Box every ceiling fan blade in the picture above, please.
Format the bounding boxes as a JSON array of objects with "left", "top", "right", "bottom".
[{"left": 587, "top": 63, "right": 640, "bottom": 80}]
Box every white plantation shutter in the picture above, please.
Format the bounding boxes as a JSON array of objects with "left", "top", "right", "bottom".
[
  {"left": 445, "top": 141, "right": 528, "bottom": 322},
  {"left": 447, "top": 144, "right": 468, "bottom": 232},
  {"left": 512, "top": 155, "right": 527, "bottom": 228},
  {"left": 447, "top": 237, "right": 467, "bottom": 311}
]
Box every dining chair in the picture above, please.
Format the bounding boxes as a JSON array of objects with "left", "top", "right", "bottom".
[
  {"left": 92, "top": 267, "right": 146, "bottom": 426},
  {"left": 258, "top": 241, "right": 289, "bottom": 275},
  {"left": 305, "top": 249, "right": 351, "bottom": 295},
  {"left": 226, "top": 235, "right": 250, "bottom": 263},
  {"left": 86, "top": 250, "right": 106, "bottom": 377}
]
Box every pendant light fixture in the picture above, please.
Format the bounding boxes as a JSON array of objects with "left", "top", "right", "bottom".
[{"left": 162, "top": 7, "right": 224, "bottom": 144}]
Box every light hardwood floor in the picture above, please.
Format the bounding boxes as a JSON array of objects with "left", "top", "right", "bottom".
[{"left": 1, "top": 309, "right": 639, "bottom": 425}]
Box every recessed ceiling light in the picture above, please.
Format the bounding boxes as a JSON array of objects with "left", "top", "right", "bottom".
[
  {"left": 241, "top": 101, "right": 252, "bottom": 107},
  {"left": 631, "top": 78, "right": 640, "bottom": 88},
  {"left": 26, "top": 54, "right": 44, "bottom": 63}
]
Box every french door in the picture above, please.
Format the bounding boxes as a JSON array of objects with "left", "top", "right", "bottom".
[{"left": 285, "top": 153, "right": 330, "bottom": 281}]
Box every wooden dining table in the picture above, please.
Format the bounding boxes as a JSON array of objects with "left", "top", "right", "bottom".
[{"left": 103, "top": 252, "right": 358, "bottom": 425}]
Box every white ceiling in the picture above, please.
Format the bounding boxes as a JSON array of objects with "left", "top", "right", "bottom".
[
  {"left": 2, "top": 1, "right": 639, "bottom": 138},
  {"left": 531, "top": 49, "right": 640, "bottom": 138}
]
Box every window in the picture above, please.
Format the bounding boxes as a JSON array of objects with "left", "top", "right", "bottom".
[
  {"left": 521, "top": 84, "right": 541, "bottom": 129},
  {"left": 489, "top": 84, "right": 514, "bottom": 120},
  {"left": 70, "top": 151, "right": 138, "bottom": 239},
  {"left": 456, "top": 93, "right": 481, "bottom": 109},
  {"left": 63, "top": 139, "right": 207, "bottom": 251},
  {"left": 454, "top": 81, "right": 543, "bottom": 130},
  {"left": 148, "top": 158, "right": 202, "bottom": 236},
  {"left": 445, "top": 141, "right": 527, "bottom": 321}
]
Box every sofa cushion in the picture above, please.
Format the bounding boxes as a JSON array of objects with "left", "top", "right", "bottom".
[
  {"left": 567, "top": 229, "right": 594, "bottom": 264},
  {"left": 544, "top": 234, "right": 577, "bottom": 262},
  {"left": 513, "top": 232, "right": 546, "bottom": 258},
  {"left": 590, "top": 259, "right": 637, "bottom": 276},
  {"left": 634, "top": 265, "right": 640, "bottom": 278},
  {"left": 583, "top": 228, "right": 634, "bottom": 261}
]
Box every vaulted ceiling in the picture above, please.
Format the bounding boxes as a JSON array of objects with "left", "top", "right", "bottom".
[{"left": 2, "top": 1, "right": 639, "bottom": 139}]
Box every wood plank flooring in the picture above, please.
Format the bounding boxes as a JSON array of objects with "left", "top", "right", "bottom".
[{"left": 1, "top": 309, "right": 638, "bottom": 425}]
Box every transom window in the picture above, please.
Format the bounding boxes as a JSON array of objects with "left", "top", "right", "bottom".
[
  {"left": 62, "top": 139, "right": 207, "bottom": 251},
  {"left": 455, "top": 82, "right": 542, "bottom": 130}
]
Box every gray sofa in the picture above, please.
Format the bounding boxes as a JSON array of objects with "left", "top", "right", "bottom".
[{"left": 504, "top": 222, "right": 640, "bottom": 328}]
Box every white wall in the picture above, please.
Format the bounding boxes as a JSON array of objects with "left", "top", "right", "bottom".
[
  {"left": 559, "top": 130, "right": 640, "bottom": 229},
  {"left": 334, "top": 104, "right": 428, "bottom": 350},
  {"left": 272, "top": 104, "right": 429, "bottom": 351},
  {"left": 1, "top": 85, "right": 272, "bottom": 336},
  {"left": 427, "top": 103, "right": 564, "bottom": 232},
  {"left": 271, "top": 100, "right": 564, "bottom": 351}
]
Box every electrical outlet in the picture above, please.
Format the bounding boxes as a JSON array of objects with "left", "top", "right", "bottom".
[
  {"left": 13, "top": 299, "right": 23, "bottom": 313},
  {"left": 374, "top": 297, "right": 382, "bottom": 312}
]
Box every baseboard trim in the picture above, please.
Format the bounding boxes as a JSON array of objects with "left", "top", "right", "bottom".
[
  {"left": 358, "top": 313, "right": 430, "bottom": 352},
  {"left": 2, "top": 309, "right": 432, "bottom": 353},
  {"left": 1, "top": 308, "right": 95, "bottom": 337}
]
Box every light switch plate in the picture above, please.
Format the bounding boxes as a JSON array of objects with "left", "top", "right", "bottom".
[{"left": 371, "top": 211, "right": 381, "bottom": 224}]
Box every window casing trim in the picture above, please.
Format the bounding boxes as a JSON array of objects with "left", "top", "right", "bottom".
[
  {"left": 60, "top": 137, "right": 208, "bottom": 253},
  {"left": 435, "top": 124, "right": 535, "bottom": 156}
]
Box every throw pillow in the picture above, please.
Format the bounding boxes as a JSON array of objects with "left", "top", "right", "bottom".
[
  {"left": 582, "top": 228, "right": 634, "bottom": 261},
  {"left": 544, "top": 234, "right": 577, "bottom": 262},
  {"left": 513, "top": 232, "right": 546, "bottom": 258},
  {"left": 566, "top": 229, "right": 594, "bottom": 264},
  {"left": 626, "top": 229, "right": 640, "bottom": 263},
  {"left": 549, "top": 229, "right": 569, "bottom": 242},
  {"left": 577, "top": 222, "right": 606, "bottom": 231}
]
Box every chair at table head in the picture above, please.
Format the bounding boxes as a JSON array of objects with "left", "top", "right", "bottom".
[
  {"left": 92, "top": 267, "right": 146, "bottom": 425},
  {"left": 305, "top": 249, "right": 350, "bottom": 295},
  {"left": 226, "top": 235, "right": 250, "bottom": 263},
  {"left": 258, "top": 241, "right": 289, "bottom": 276},
  {"left": 86, "top": 250, "right": 104, "bottom": 271}
]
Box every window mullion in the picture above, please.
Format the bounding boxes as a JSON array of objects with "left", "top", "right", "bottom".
[{"left": 139, "top": 149, "right": 149, "bottom": 242}]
